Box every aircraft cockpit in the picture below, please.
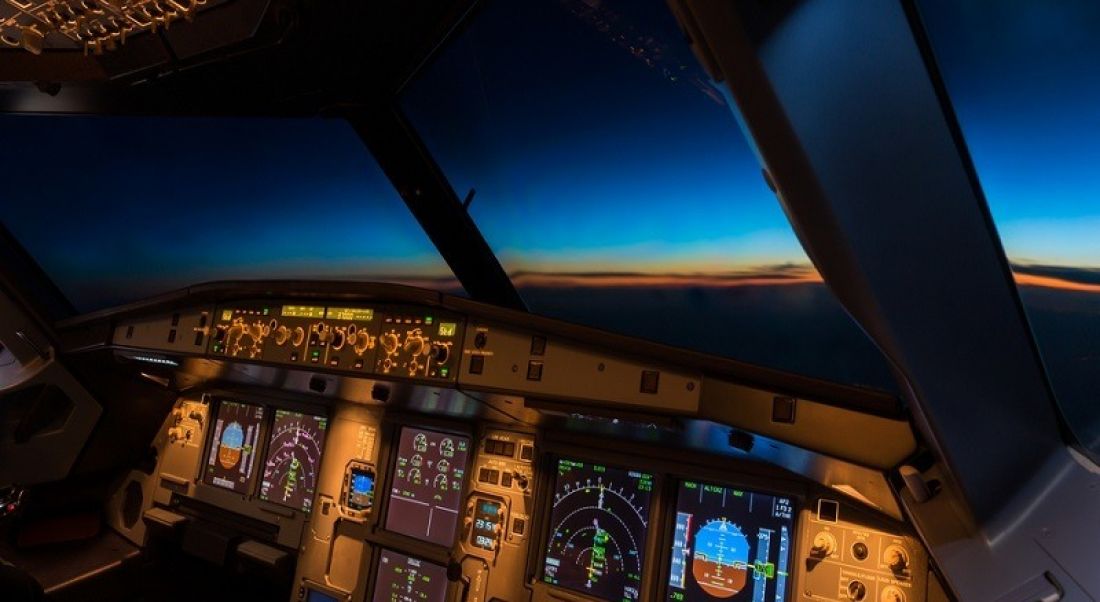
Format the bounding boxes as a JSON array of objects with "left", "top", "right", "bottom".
[{"left": 1, "top": 1, "right": 1099, "bottom": 601}]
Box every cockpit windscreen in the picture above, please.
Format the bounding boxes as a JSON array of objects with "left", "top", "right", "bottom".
[
  {"left": 203, "top": 400, "right": 264, "bottom": 493},
  {"left": 259, "top": 409, "right": 329, "bottom": 512},
  {"left": 542, "top": 458, "right": 654, "bottom": 601},
  {"left": 667, "top": 481, "right": 795, "bottom": 602},
  {"left": 384, "top": 427, "right": 470, "bottom": 546}
]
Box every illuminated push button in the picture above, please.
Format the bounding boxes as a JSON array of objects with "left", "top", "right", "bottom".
[
  {"left": 512, "top": 517, "right": 526, "bottom": 535},
  {"left": 500, "top": 472, "right": 513, "bottom": 488},
  {"left": 469, "top": 355, "right": 485, "bottom": 375}
]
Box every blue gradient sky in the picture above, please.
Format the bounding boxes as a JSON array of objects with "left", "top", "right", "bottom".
[
  {"left": 920, "top": 0, "right": 1100, "bottom": 267},
  {"left": 2, "top": 0, "right": 1096, "bottom": 314}
]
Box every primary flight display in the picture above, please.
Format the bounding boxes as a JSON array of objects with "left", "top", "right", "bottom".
[
  {"left": 667, "top": 481, "right": 794, "bottom": 602},
  {"left": 542, "top": 458, "right": 654, "bottom": 601},
  {"left": 203, "top": 400, "right": 265, "bottom": 493}
]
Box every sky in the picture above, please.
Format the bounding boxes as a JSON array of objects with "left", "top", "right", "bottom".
[
  {"left": 919, "top": 0, "right": 1100, "bottom": 270},
  {"left": 3, "top": 0, "right": 1099, "bottom": 392}
]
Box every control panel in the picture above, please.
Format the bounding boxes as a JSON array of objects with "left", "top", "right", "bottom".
[
  {"left": 798, "top": 499, "right": 927, "bottom": 602},
  {"left": 459, "top": 429, "right": 536, "bottom": 602},
  {"left": 207, "top": 303, "right": 463, "bottom": 381}
]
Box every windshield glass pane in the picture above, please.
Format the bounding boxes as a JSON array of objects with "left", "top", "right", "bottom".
[
  {"left": 919, "top": 1, "right": 1100, "bottom": 449},
  {"left": 402, "top": 0, "right": 896, "bottom": 390},
  {"left": 0, "top": 116, "right": 461, "bottom": 313}
]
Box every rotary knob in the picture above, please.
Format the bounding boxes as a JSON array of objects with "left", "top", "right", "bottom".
[
  {"left": 291, "top": 326, "right": 305, "bottom": 347},
  {"left": 404, "top": 335, "right": 426, "bottom": 356},
  {"left": 884, "top": 545, "right": 909, "bottom": 573},
  {"left": 274, "top": 325, "right": 289, "bottom": 346},
  {"left": 380, "top": 333, "right": 400, "bottom": 354},
  {"left": 847, "top": 580, "right": 867, "bottom": 602},
  {"left": 430, "top": 343, "right": 449, "bottom": 364},
  {"left": 331, "top": 329, "right": 346, "bottom": 350},
  {"left": 810, "top": 532, "right": 836, "bottom": 558},
  {"left": 353, "top": 332, "right": 374, "bottom": 355},
  {"left": 880, "top": 586, "right": 905, "bottom": 602}
]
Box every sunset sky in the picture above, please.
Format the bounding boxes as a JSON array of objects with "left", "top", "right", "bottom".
[{"left": 1, "top": 0, "right": 1098, "bottom": 313}]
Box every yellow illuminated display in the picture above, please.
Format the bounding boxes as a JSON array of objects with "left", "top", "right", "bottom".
[
  {"left": 438, "top": 322, "right": 457, "bottom": 337},
  {"left": 326, "top": 307, "right": 375, "bottom": 322},
  {"left": 281, "top": 305, "right": 326, "bottom": 319}
]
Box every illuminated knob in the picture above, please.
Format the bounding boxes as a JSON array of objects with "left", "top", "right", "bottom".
[
  {"left": 810, "top": 532, "right": 836, "bottom": 558},
  {"left": 291, "top": 326, "right": 305, "bottom": 347},
  {"left": 404, "top": 335, "right": 425, "bottom": 356},
  {"left": 353, "top": 332, "right": 374, "bottom": 355},
  {"left": 847, "top": 580, "right": 867, "bottom": 602},
  {"left": 213, "top": 325, "right": 227, "bottom": 342},
  {"left": 332, "top": 329, "right": 346, "bottom": 350},
  {"left": 430, "top": 343, "right": 449, "bottom": 364},
  {"left": 884, "top": 545, "right": 909, "bottom": 573},
  {"left": 248, "top": 323, "right": 264, "bottom": 340},
  {"left": 274, "top": 326, "right": 289, "bottom": 346},
  {"left": 380, "top": 333, "right": 399, "bottom": 354},
  {"left": 880, "top": 586, "right": 905, "bottom": 602}
]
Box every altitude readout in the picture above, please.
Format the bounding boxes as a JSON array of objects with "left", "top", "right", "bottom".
[
  {"left": 259, "top": 410, "right": 328, "bottom": 513},
  {"left": 203, "top": 401, "right": 264, "bottom": 493},
  {"left": 471, "top": 498, "right": 504, "bottom": 551},
  {"left": 385, "top": 427, "right": 470, "bottom": 546},
  {"left": 667, "top": 481, "right": 794, "bottom": 602},
  {"left": 543, "top": 459, "right": 654, "bottom": 601}
]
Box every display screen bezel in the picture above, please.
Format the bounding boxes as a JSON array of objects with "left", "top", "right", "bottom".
[
  {"left": 538, "top": 455, "right": 659, "bottom": 602},
  {"left": 257, "top": 408, "right": 330, "bottom": 513},
  {"left": 200, "top": 398, "right": 267, "bottom": 494},
  {"left": 662, "top": 479, "right": 799, "bottom": 602}
]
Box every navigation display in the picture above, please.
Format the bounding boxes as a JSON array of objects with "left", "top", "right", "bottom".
[
  {"left": 371, "top": 549, "right": 449, "bottom": 602},
  {"left": 667, "top": 481, "right": 794, "bottom": 602},
  {"left": 543, "top": 458, "right": 654, "bottom": 601},
  {"left": 259, "top": 409, "right": 329, "bottom": 512},
  {"left": 384, "top": 427, "right": 470, "bottom": 546},
  {"left": 203, "top": 400, "right": 264, "bottom": 493}
]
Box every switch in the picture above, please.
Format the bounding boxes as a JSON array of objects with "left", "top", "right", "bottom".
[
  {"left": 167, "top": 329, "right": 176, "bottom": 344},
  {"left": 171, "top": 313, "right": 180, "bottom": 327},
  {"left": 526, "top": 361, "right": 543, "bottom": 381},
  {"left": 193, "top": 330, "right": 205, "bottom": 346},
  {"left": 817, "top": 499, "right": 839, "bottom": 522},
  {"left": 772, "top": 396, "right": 796, "bottom": 423},
  {"left": 640, "top": 370, "right": 659, "bottom": 394},
  {"left": 469, "top": 355, "right": 485, "bottom": 375},
  {"left": 530, "top": 335, "right": 546, "bottom": 356},
  {"left": 125, "top": 325, "right": 134, "bottom": 339},
  {"left": 810, "top": 532, "right": 836, "bottom": 558},
  {"left": 884, "top": 545, "right": 909, "bottom": 573}
]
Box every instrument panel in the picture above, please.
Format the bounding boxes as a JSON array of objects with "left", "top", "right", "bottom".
[{"left": 137, "top": 393, "right": 932, "bottom": 602}]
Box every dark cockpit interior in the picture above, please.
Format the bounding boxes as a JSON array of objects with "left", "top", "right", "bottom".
[{"left": 2, "top": 1, "right": 1099, "bottom": 601}]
